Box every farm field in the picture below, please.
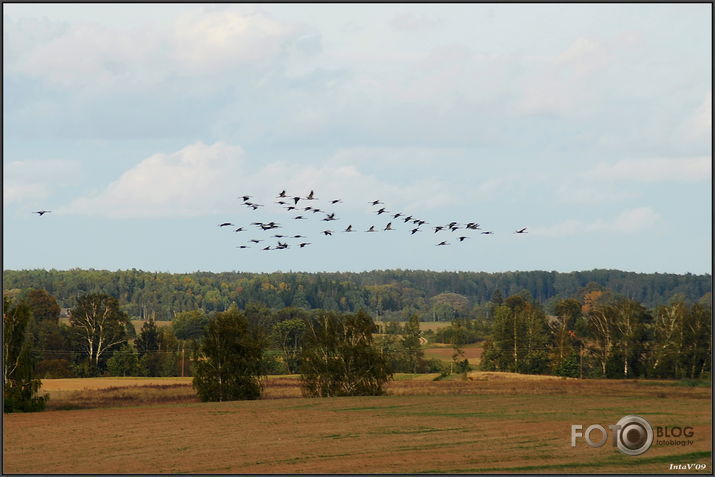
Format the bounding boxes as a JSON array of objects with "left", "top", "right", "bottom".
[
  {"left": 3, "top": 373, "right": 711, "bottom": 474},
  {"left": 423, "top": 342, "right": 484, "bottom": 363}
]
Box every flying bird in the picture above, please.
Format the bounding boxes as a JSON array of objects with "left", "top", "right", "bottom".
[
  {"left": 219, "top": 222, "right": 234, "bottom": 227},
  {"left": 481, "top": 231, "right": 494, "bottom": 235},
  {"left": 293, "top": 197, "right": 301, "bottom": 205},
  {"left": 376, "top": 208, "right": 388, "bottom": 215},
  {"left": 240, "top": 195, "right": 252, "bottom": 202},
  {"left": 458, "top": 236, "right": 469, "bottom": 242},
  {"left": 277, "top": 190, "right": 287, "bottom": 198},
  {"left": 33, "top": 210, "right": 52, "bottom": 216},
  {"left": 299, "top": 242, "right": 311, "bottom": 248},
  {"left": 410, "top": 228, "right": 421, "bottom": 235},
  {"left": 370, "top": 200, "right": 383, "bottom": 206},
  {"left": 250, "top": 239, "right": 263, "bottom": 243},
  {"left": 393, "top": 212, "right": 402, "bottom": 219},
  {"left": 366, "top": 225, "right": 376, "bottom": 232},
  {"left": 384, "top": 222, "right": 394, "bottom": 231},
  {"left": 262, "top": 246, "right": 272, "bottom": 251},
  {"left": 437, "top": 241, "right": 450, "bottom": 246},
  {"left": 237, "top": 245, "right": 250, "bottom": 249},
  {"left": 234, "top": 227, "right": 245, "bottom": 232},
  {"left": 323, "top": 230, "right": 333, "bottom": 236},
  {"left": 344, "top": 225, "right": 354, "bottom": 232},
  {"left": 293, "top": 215, "right": 307, "bottom": 220},
  {"left": 403, "top": 216, "right": 413, "bottom": 223},
  {"left": 434, "top": 226, "right": 444, "bottom": 233},
  {"left": 323, "top": 212, "right": 337, "bottom": 221},
  {"left": 306, "top": 190, "right": 317, "bottom": 200},
  {"left": 292, "top": 235, "right": 305, "bottom": 238},
  {"left": 515, "top": 227, "right": 528, "bottom": 234},
  {"left": 331, "top": 199, "right": 342, "bottom": 204}
]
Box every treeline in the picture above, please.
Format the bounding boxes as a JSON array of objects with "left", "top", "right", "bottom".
[
  {"left": 3, "top": 268, "right": 711, "bottom": 320},
  {"left": 3, "top": 292, "right": 398, "bottom": 410},
  {"left": 481, "top": 291, "right": 712, "bottom": 380},
  {"left": 2, "top": 289, "right": 429, "bottom": 383},
  {"left": 3, "top": 283, "right": 712, "bottom": 411},
  {"left": 5, "top": 285, "right": 711, "bottom": 383}
]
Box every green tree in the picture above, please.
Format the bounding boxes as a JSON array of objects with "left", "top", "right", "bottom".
[
  {"left": 69, "top": 294, "right": 129, "bottom": 376},
  {"left": 192, "top": 306, "right": 265, "bottom": 401},
  {"left": 3, "top": 297, "right": 48, "bottom": 412},
  {"left": 681, "top": 301, "right": 711, "bottom": 379},
  {"left": 401, "top": 314, "right": 424, "bottom": 373},
  {"left": 172, "top": 310, "right": 209, "bottom": 341},
  {"left": 271, "top": 318, "right": 306, "bottom": 374},
  {"left": 481, "top": 297, "right": 551, "bottom": 374},
  {"left": 135, "top": 318, "right": 159, "bottom": 356},
  {"left": 550, "top": 298, "right": 581, "bottom": 372},
  {"left": 25, "top": 289, "right": 61, "bottom": 323},
  {"left": 106, "top": 343, "right": 139, "bottom": 376},
  {"left": 610, "top": 298, "right": 650, "bottom": 378},
  {"left": 300, "top": 309, "right": 392, "bottom": 397},
  {"left": 582, "top": 291, "right": 614, "bottom": 377}
]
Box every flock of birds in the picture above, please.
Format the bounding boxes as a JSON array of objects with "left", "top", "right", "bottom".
[
  {"left": 31, "top": 196, "right": 528, "bottom": 253},
  {"left": 213, "top": 190, "right": 528, "bottom": 252}
]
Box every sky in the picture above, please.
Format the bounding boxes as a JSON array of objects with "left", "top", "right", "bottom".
[{"left": 3, "top": 3, "right": 712, "bottom": 274}]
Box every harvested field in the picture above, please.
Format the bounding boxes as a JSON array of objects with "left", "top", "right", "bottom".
[
  {"left": 4, "top": 373, "right": 711, "bottom": 474},
  {"left": 423, "top": 344, "right": 483, "bottom": 363}
]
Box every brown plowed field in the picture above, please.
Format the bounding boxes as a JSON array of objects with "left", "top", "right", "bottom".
[
  {"left": 423, "top": 344, "right": 483, "bottom": 363},
  {"left": 3, "top": 374, "right": 712, "bottom": 474}
]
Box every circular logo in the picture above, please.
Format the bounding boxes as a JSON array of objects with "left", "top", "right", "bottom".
[{"left": 616, "top": 415, "right": 653, "bottom": 456}]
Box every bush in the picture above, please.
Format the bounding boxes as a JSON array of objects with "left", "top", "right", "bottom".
[{"left": 555, "top": 354, "right": 580, "bottom": 378}]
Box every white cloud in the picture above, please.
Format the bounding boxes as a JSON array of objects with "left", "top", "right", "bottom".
[
  {"left": 3, "top": 159, "right": 82, "bottom": 203},
  {"left": 170, "top": 7, "right": 297, "bottom": 73},
  {"left": 6, "top": 6, "right": 309, "bottom": 89},
  {"left": 389, "top": 12, "right": 443, "bottom": 32},
  {"left": 556, "top": 183, "right": 637, "bottom": 204},
  {"left": 588, "top": 156, "right": 711, "bottom": 182},
  {"left": 554, "top": 37, "right": 611, "bottom": 76},
  {"left": 530, "top": 207, "right": 661, "bottom": 237},
  {"left": 60, "top": 142, "right": 459, "bottom": 218},
  {"left": 684, "top": 91, "right": 712, "bottom": 141},
  {"left": 61, "top": 142, "right": 244, "bottom": 217}
]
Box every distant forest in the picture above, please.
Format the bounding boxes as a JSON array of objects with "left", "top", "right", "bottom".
[{"left": 3, "top": 269, "right": 710, "bottom": 321}]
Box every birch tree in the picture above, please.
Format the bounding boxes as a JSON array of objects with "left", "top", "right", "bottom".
[
  {"left": 69, "top": 294, "right": 129, "bottom": 375},
  {"left": 3, "top": 297, "right": 47, "bottom": 412},
  {"left": 300, "top": 310, "right": 391, "bottom": 397}
]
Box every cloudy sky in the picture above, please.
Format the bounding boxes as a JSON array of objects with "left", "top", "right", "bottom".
[{"left": 3, "top": 4, "right": 711, "bottom": 274}]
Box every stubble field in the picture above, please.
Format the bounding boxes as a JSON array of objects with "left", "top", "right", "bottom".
[{"left": 3, "top": 373, "right": 711, "bottom": 474}]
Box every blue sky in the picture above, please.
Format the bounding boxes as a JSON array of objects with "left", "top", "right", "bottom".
[{"left": 3, "top": 4, "right": 711, "bottom": 274}]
